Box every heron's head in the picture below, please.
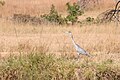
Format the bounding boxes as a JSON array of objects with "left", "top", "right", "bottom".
[
  {"left": 64, "top": 31, "right": 72, "bottom": 37},
  {"left": 65, "top": 31, "right": 71, "bottom": 34}
]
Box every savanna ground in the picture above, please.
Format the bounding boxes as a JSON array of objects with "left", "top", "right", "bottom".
[{"left": 0, "top": 0, "right": 120, "bottom": 80}]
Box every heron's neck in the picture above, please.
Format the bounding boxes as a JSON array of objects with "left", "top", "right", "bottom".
[{"left": 70, "top": 35, "right": 76, "bottom": 46}]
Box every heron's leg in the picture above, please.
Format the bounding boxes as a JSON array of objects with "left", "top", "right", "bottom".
[{"left": 77, "top": 55, "right": 80, "bottom": 61}]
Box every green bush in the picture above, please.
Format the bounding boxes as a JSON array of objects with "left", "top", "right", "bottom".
[
  {"left": 66, "top": 2, "right": 83, "bottom": 16},
  {"left": 41, "top": 5, "right": 65, "bottom": 25},
  {"left": 79, "top": 17, "right": 96, "bottom": 26},
  {"left": 41, "top": 3, "right": 84, "bottom": 25},
  {"left": 86, "top": 17, "right": 94, "bottom": 22},
  {"left": 66, "top": 2, "right": 83, "bottom": 25}
]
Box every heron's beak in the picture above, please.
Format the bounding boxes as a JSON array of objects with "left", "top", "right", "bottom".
[
  {"left": 63, "top": 31, "right": 68, "bottom": 34},
  {"left": 64, "top": 31, "right": 70, "bottom": 34}
]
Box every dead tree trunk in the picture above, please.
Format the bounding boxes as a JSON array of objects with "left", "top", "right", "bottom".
[
  {"left": 97, "top": 1, "right": 120, "bottom": 25},
  {"left": 110, "top": 1, "right": 120, "bottom": 21}
]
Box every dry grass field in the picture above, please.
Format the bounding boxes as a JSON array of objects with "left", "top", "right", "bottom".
[
  {"left": 0, "top": 20, "right": 120, "bottom": 62},
  {"left": 0, "top": 0, "right": 120, "bottom": 80}
]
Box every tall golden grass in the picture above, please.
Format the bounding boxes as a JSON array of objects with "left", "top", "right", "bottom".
[{"left": 0, "top": 19, "right": 120, "bottom": 64}]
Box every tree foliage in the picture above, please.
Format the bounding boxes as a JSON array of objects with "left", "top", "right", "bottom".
[
  {"left": 41, "top": 5, "right": 65, "bottom": 25},
  {"left": 66, "top": 2, "right": 83, "bottom": 25},
  {"left": 41, "top": 3, "right": 84, "bottom": 25}
]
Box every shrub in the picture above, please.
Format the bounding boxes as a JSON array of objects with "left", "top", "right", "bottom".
[
  {"left": 41, "top": 3, "right": 84, "bottom": 25},
  {"left": 86, "top": 17, "right": 94, "bottom": 22},
  {"left": 41, "top": 5, "right": 65, "bottom": 25},
  {"left": 66, "top": 2, "right": 84, "bottom": 25},
  {"left": 66, "top": 2, "right": 83, "bottom": 16}
]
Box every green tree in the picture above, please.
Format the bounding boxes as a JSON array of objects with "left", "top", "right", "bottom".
[
  {"left": 41, "top": 4, "right": 65, "bottom": 25},
  {"left": 66, "top": 2, "right": 83, "bottom": 25}
]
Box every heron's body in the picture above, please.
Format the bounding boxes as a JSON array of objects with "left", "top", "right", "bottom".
[
  {"left": 65, "top": 31, "right": 90, "bottom": 57},
  {"left": 75, "top": 44, "right": 89, "bottom": 56}
]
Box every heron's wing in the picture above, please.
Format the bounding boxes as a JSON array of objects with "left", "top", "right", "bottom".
[
  {"left": 76, "top": 44, "right": 86, "bottom": 51},
  {"left": 75, "top": 44, "right": 89, "bottom": 55}
]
